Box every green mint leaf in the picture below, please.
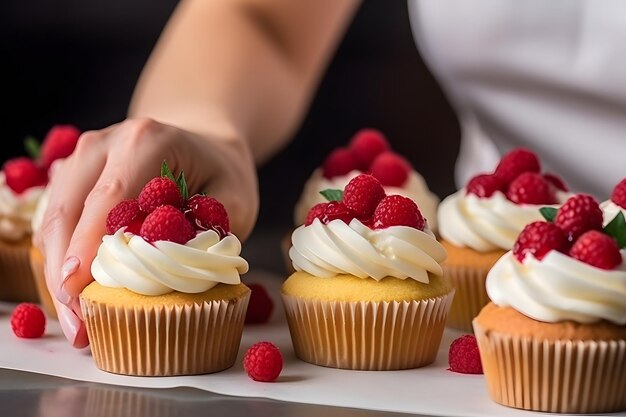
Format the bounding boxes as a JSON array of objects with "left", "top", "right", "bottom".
[
  {"left": 539, "top": 207, "right": 557, "bottom": 223},
  {"left": 176, "top": 171, "right": 189, "bottom": 200},
  {"left": 603, "top": 211, "right": 626, "bottom": 248},
  {"left": 160, "top": 160, "right": 176, "bottom": 181},
  {"left": 24, "top": 136, "right": 41, "bottom": 160},
  {"left": 320, "top": 189, "right": 343, "bottom": 202}
]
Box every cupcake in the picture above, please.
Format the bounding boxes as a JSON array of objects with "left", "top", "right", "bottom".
[
  {"left": 80, "top": 164, "right": 250, "bottom": 376},
  {"left": 474, "top": 194, "right": 626, "bottom": 413},
  {"left": 0, "top": 124, "right": 80, "bottom": 303},
  {"left": 282, "top": 174, "right": 454, "bottom": 371},
  {"left": 438, "top": 148, "right": 570, "bottom": 331},
  {"left": 285, "top": 128, "right": 440, "bottom": 273}
]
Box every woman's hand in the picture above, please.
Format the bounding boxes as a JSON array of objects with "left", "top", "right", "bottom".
[{"left": 34, "top": 118, "right": 258, "bottom": 348}]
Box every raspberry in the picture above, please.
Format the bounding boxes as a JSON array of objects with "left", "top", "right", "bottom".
[
  {"left": 321, "top": 201, "right": 355, "bottom": 224},
  {"left": 106, "top": 199, "right": 146, "bottom": 234},
  {"left": 611, "top": 178, "right": 626, "bottom": 209},
  {"left": 448, "top": 335, "right": 483, "bottom": 374},
  {"left": 494, "top": 148, "right": 540, "bottom": 185},
  {"left": 138, "top": 177, "right": 183, "bottom": 213},
  {"left": 243, "top": 341, "right": 283, "bottom": 382},
  {"left": 139, "top": 204, "right": 195, "bottom": 244},
  {"left": 513, "top": 221, "right": 568, "bottom": 262},
  {"left": 554, "top": 194, "right": 603, "bottom": 242},
  {"left": 348, "top": 128, "right": 390, "bottom": 170},
  {"left": 569, "top": 230, "right": 622, "bottom": 270},
  {"left": 466, "top": 173, "right": 504, "bottom": 198},
  {"left": 322, "top": 147, "right": 359, "bottom": 179},
  {"left": 11, "top": 303, "right": 46, "bottom": 338},
  {"left": 3, "top": 157, "right": 48, "bottom": 194},
  {"left": 544, "top": 173, "right": 569, "bottom": 192},
  {"left": 305, "top": 202, "right": 328, "bottom": 226},
  {"left": 342, "top": 174, "right": 386, "bottom": 219},
  {"left": 369, "top": 151, "right": 411, "bottom": 187},
  {"left": 245, "top": 283, "right": 274, "bottom": 324},
  {"left": 506, "top": 172, "right": 557, "bottom": 205},
  {"left": 40, "top": 124, "right": 81, "bottom": 169},
  {"left": 372, "top": 195, "right": 425, "bottom": 230},
  {"left": 186, "top": 194, "right": 230, "bottom": 237}
]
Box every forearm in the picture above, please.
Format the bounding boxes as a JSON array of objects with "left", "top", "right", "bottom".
[{"left": 129, "top": 0, "right": 359, "bottom": 164}]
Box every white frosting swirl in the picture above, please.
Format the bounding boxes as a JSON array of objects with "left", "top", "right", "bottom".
[
  {"left": 91, "top": 229, "right": 249, "bottom": 296},
  {"left": 0, "top": 172, "right": 45, "bottom": 241},
  {"left": 438, "top": 190, "right": 569, "bottom": 252},
  {"left": 288, "top": 219, "right": 446, "bottom": 283},
  {"left": 486, "top": 251, "right": 626, "bottom": 325},
  {"left": 293, "top": 169, "right": 440, "bottom": 232},
  {"left": 601, "top": 200, "right": 626, "bottom": 226}
]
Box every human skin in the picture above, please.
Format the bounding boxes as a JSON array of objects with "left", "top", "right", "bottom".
[{"left": 35, "top": 0, "right": 359, "bottom": 347}]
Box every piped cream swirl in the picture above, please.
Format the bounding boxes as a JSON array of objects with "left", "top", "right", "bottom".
[
  {"left": 293, "top": 169, "right": 440, "bottom": 232},
  {"left": 601, "top": 200, "right": 626, "bottom": 226},
  {"left": 91, "top": 229, "right": 249, "bottom": 296},
  {"left": 486, "top": 251, "right": 626, "bottom": 325},
  {"left": 0, "top": 173, "right": 45, "bottom": 241},
  {"left": 438, "top": 190, "right": 568, "bottom": 252},
  {"left": 289, "top": 219, "right": 446, "bottom": 283}
]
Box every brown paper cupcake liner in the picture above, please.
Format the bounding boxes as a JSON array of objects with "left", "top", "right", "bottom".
[
  {"left": 282, "top": 290, "right": 454, "bottom": 370},
  {"left": 28, "top": 247, "right": 57, "bottom": 319},
  {"left": 0, "top": 238, "right": 38, "bottom": 303},
  {"left": 81, "top": 293, "right": 250, "bottom": 376},
  {"left": 474, "top": 322, "right": 626, "bottom": 413},
  {"left": 443, "top": 263, "right": 491, "bottom": 332}
]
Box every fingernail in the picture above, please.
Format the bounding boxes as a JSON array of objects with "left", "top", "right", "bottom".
[
  {"left": 56, "top": 257, "right": 80, "bottom": 305},
  {"left": 58, "top": 305, "right": 81, "bottom": 345},
  {"left": 62, "top": 256, "right": 80, "bottom": 284}
]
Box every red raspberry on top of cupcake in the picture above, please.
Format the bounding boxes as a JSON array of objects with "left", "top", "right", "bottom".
[
  {"left": 294, "top": 128, "right": 439, "bottom": 231},
  {"left": 303, "top": 173, "right": 427, "bottom": 232},
  {"left": 105, "top": 161, "right": 231, "bottom": 244},
  {"left": 601, "top": 177, "right": 626, "bottom": 226}
]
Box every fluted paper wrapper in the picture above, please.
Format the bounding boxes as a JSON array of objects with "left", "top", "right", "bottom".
[
  {"left": 28, "top": 247, "right": 57, "bottom": 318},
  {"left": 474, "top": 323, "right": 626, "bottom": 413},
  {"left": 0, "top": 238, "right": 38, "bottom": 302},
  {"left": 443, "top": 264, "right": 490, "bottom": 333},
  {"left": 282, "top": 291, "right": 454, "bottom": 370},
  {"left": 81, "top": 293, "right": 250, "bottom": 376}
]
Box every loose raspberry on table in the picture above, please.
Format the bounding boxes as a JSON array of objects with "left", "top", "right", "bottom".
[
  {"left": 448, "top": 334, "right": 483, "bottom": 374},
  {"left": 40, "top": 124, "right": 81, "bottom": 169},
  {"left": 506, "top": 172, "right": 557, "bottom": 205},
  {"left": 554, "top": 194, "right": 603, "bottom": 242},
  {"left": 569, "top": 230, "right": 622, "bottom": 270},
  {"left": 466, "top": 173, "right": 504, "bottom": 198},
  {"left": 186, "top": 194, "right": 230, "bottom": 237},
  {"left": 349, "top": 128, "right": 390, "bottom": 170},
  {"left": 372, "top": 195, "right": 425, "bottom": 230},
  {"left": 369, "top": 151, "right": 411, "bottom": 187},
  {"left": 305, "top": 202, "right": 329, "bottom": 226},
  {"left": 513, "top": 221, "right": 568, "bottom": 262},
  {"left": 11, "top": 303, "right": 46, "bottom": 338},
  {"left": 3, "top": 157, "right": 48, "bottom": 194},
  {"left": 137, "top": 177, "right": 183, "bottom": 213},
  {"left": 611, "top": 178, "right": 626, "bottom": 209},
  {"left": 543, "top": 173, "right": 569, "bottom": 192},
  {"left": 342, "top": 174, "right": 386, "bottom": 219},
  {"left": 243, "top": 341, "right": 283, "bottom": 382},
  {"left": 139, "top": 204, "right": 196, "bottom": 244},
  {"left": 106, "top": 199, "right": 146, "bottom": 234},
  {"left": 245, "top": 283, "right": 274, "bottom": 325},
  {"left": 321, "top": 201, "right": 355, "bottom": 224},
  {"left": 494, "top": 148, "right": 540, "bottom": 185},
  {"left": 322, "top": 147, "right": 359, "bottom": 179}
]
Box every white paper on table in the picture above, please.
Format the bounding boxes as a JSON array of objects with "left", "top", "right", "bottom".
[{"left": 0, "top": 270, "right": 619, "bottom": 417}]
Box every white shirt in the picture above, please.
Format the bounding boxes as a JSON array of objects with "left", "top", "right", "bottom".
[{"left": 408, "top": 0, "right": 626, "bottom": 199}]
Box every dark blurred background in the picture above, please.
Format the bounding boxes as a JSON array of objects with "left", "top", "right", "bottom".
[{"left": 2, "top": 1, "right": 460, "bottom": 273}]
